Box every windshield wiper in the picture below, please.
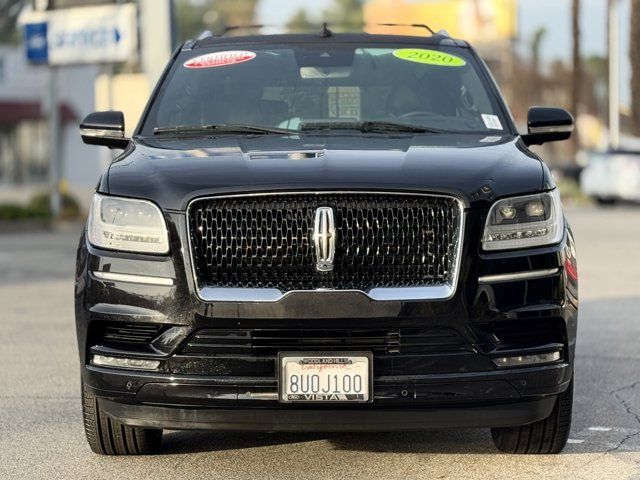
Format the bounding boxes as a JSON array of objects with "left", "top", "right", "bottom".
[
  {"left": 299, "top": 121, "right": 446, "bottom": 134},
  {"left": 153, "top": 124, "right": 296, "bottom": 136}
]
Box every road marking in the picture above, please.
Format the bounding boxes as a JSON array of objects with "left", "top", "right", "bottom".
[
  {"left": 567, "top": 439, "right": 584, "bottom": 444},
  {"left": 589, "top": 426, "right": 613, "bottom": 432}
]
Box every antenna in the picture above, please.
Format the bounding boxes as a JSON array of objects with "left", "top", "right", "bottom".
[{"left": 320, "top": 22, "right": 333, "bottom": 38}]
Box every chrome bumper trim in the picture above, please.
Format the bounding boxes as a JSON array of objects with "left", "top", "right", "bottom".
[
  {"left": 91, "top": 271, "right": 174, "bottom": 287},
  {"left": 198, "top": 285, "right": 455, "bottom": 303},
  {"left": 478, "top": 268, "right": 560, "bottom": 284}
]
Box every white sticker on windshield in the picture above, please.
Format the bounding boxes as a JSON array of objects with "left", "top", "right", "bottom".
[
  {"left": 184, "top": 51, "right": 256, "bottom": 69},
  {"left": 482, "top": 114, "right": 503, "bottom": 130}
]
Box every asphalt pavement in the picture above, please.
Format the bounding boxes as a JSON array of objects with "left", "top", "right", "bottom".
[{"left": 0, "top": 207, "right": 639, "bottom": 479}]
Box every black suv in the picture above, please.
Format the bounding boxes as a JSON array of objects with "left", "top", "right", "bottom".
[{"left": 75, "top": 28, "right": 578, "bottom": 455}]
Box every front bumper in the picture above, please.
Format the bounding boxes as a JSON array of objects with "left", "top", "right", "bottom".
[
  {"left": 74, "top": 210, "right": 578, "bottom": 431},
  {"left": 98, "top": 397, "right": 557, "bottom": 431}
]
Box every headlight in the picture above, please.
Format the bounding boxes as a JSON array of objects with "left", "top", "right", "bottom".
[
  {"left": 88, "top": 194, "right": 169, "bottom": 254},
  {"left": 482, "top": 189, "right": 564, "bottom": 251}
]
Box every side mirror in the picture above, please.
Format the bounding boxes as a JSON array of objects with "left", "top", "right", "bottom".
[
  {"left": 522, "top": 107, "right": 574, "bottom": 146},
  {"left": 80, "top": 111, "right": 129, "bottom": 149}
]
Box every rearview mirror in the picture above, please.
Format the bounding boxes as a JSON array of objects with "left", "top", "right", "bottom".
[
  {"left": 80, "top": 111, "right": 129, "bottom": 149},
  {"left": 522, "top": 107, "right": 574, "bottom": 146}
]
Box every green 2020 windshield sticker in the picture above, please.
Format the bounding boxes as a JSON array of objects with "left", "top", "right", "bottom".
[{"left": 393, "top": 49, "right": 467, "bottom": 67}]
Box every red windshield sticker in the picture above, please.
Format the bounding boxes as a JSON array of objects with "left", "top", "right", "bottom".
[{"left": 184, "top": 50, "right": 256, "bottom": 69}]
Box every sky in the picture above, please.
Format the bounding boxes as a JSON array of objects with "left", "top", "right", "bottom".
[
  {"left": 258, "top": 0, "right": 620, "bottom": 60},
  {"left": 257, "top": 0, "right": 632, "bottom": 103}
]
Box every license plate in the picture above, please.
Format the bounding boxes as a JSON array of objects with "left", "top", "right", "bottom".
[{"left": 278, "top": 353, "right": 372, "bottom": 403}]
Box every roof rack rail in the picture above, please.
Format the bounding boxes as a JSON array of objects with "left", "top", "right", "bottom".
[
  {"left": 218, "top": 23, "right": 334, "bottom": 38},
  {"left": 189, "top": 22, "right": 449, "bottom": 43},
  {"left": 219, "top": 24, "right": 270, "bottom": 35},
  {"left": 376, "top": 23, "right": 441, "bottom": 36},
  {"left": 197, "top": 30, "right": 214, "bottom": 40}
]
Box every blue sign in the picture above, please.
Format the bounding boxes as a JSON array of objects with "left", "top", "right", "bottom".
[
  {"left": 25, "top": 22, "right": 49, "bottom": 65},
  {"left": 21, "top": 4, "right": 137, "bottom": 66}
]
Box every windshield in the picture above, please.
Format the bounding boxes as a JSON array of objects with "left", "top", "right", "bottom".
[{"left": 141, "top": 43, "right": 510, "bottom": 136}]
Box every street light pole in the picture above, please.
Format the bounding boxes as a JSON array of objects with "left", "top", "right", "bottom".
[{"left": 609, "top": 0, "right": 620, "bottom": 151}]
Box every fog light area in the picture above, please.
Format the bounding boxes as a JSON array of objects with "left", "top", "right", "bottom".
[
  {"left": 493, "top": 351, "right": 561, "bottom": 368},
  {"left": 91, "top": 354, "right": 160, "bottom": 371}
]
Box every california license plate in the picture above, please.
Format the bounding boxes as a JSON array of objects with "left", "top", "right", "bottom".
[{"left": 278, "top": 353, "right": 372, "bottom": 403}]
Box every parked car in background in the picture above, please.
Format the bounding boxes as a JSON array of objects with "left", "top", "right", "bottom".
[{"left": 581, "top": 150, "right": 640, "bottom": 204}]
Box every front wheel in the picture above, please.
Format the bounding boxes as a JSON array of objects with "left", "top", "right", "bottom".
[
  {"left": 491, "top": 378, "right": 573, "bottom": 454},
  {"left": 82, "top": 382, "right": 162, "bottom": 455}
]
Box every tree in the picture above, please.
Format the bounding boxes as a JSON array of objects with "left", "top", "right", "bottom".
[
  {"left": 286, "top": 9, "right": 314, "bottom": 33},
  {"left": 0, "top": 0, "right": 26, "bottom": 43},
  {"left": 631, "top": 0, "right": 640, "bottom": 134},
  {"left": 174, "top": 0, "right": 259, "bottom": 42},
  {"left": 531, "top": 27, "right": 547, "bottom": 82},
  {"left": 324, "top": 0, "right": 364, "bottom": 31}
]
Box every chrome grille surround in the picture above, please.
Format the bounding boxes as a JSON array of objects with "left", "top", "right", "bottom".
[{"left": 186, "top": 192, "right": 465, "bottom": 302}]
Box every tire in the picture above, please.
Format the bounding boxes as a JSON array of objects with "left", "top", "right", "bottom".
[
  {"left": 82, "top": 382, "right": 162, "bottom": 455},
  {"left": 491, "top": 378, "right": 573, "bottom": 454}
]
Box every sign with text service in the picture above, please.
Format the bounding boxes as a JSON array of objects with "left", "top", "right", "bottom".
[{"left": 22, "top": 4, "right": 137, "bottom": 66}]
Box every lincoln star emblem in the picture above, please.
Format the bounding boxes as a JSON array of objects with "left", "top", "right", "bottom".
[{"left": 313, "top": 207, "right": 336, "bottom": 272}]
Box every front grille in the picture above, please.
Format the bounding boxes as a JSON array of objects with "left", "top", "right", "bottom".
[
  {"left": 188, "top": 192, "right": 461, "bottom": 291},
  {"left": 180, "top": 328, "right": 469, "bottom": 357}
]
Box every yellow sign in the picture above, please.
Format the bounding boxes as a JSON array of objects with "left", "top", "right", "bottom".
[
  {"left": 364, "top": 0, "right": 518, "bottom": 43},
  {"left": 393, "top": 48, "right": 467, "bottom": 66}
]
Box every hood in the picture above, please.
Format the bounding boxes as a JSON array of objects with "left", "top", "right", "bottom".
[{"left": 105, "top": 134, "right": 545, "bottom": 211}]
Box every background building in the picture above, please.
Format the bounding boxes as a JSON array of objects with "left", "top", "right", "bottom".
[
  {"left": 0, "top": 44, "right": 98, "bottom": 205},
  {"left": 0, "top": 0, "right": 636, "bottom": 213}
]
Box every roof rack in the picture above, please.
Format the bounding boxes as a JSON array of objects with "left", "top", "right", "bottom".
[
  {"left": 376, "top": 23, "right": 442, "bottom": 36},
  {"left": 220, "top": 24, "right": 270, "bottom": 35},
  {"left": 189, "top": 22, "right": 449, "bottom": 45},
  {"left": 197, "top": 30, "right": 214, "bottom": 40},
  {"left": 218, "top": 23, "right": 334, "bottom": 38}
]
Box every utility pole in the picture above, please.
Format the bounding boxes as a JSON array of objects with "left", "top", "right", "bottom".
[
  {"left": 571, "top": 0, "right": 581, "bottom": 158},
  {"left": 48, "top": 66, "right": 61, "bottom": 217},
  {"left": 630, "top": 0, "right": 640, "bottom": 135},
  {"left": 139, "top": 0, "right": 173, "bottom": 86},
  {"left": 609, "top": 0, "right": 620, "bottom": 151}
]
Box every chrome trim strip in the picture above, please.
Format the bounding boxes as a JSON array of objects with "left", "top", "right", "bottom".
[
  {"left": 238, "top": 391, "right": 279, "bottom": 400},
  {"left": 80, "top": 128, "right": 124, "bottom": 139},
  {"left": 91, "top": 271, "right": 175, "bottom": 286},
  {"left": 198, "top": 285, "right": 456, "bottom": 303},
  {"left": 186, "top": 191, "right": 465, "bottom": 303},
  {"left": 89, "top": 303, "right": 167, "bottom": 321},
  {"left": 529, "top": 124, "right": 574, "bottom": 134},
  {"left": 478, "top": 268, "right": 560, "bottom": 284}
]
